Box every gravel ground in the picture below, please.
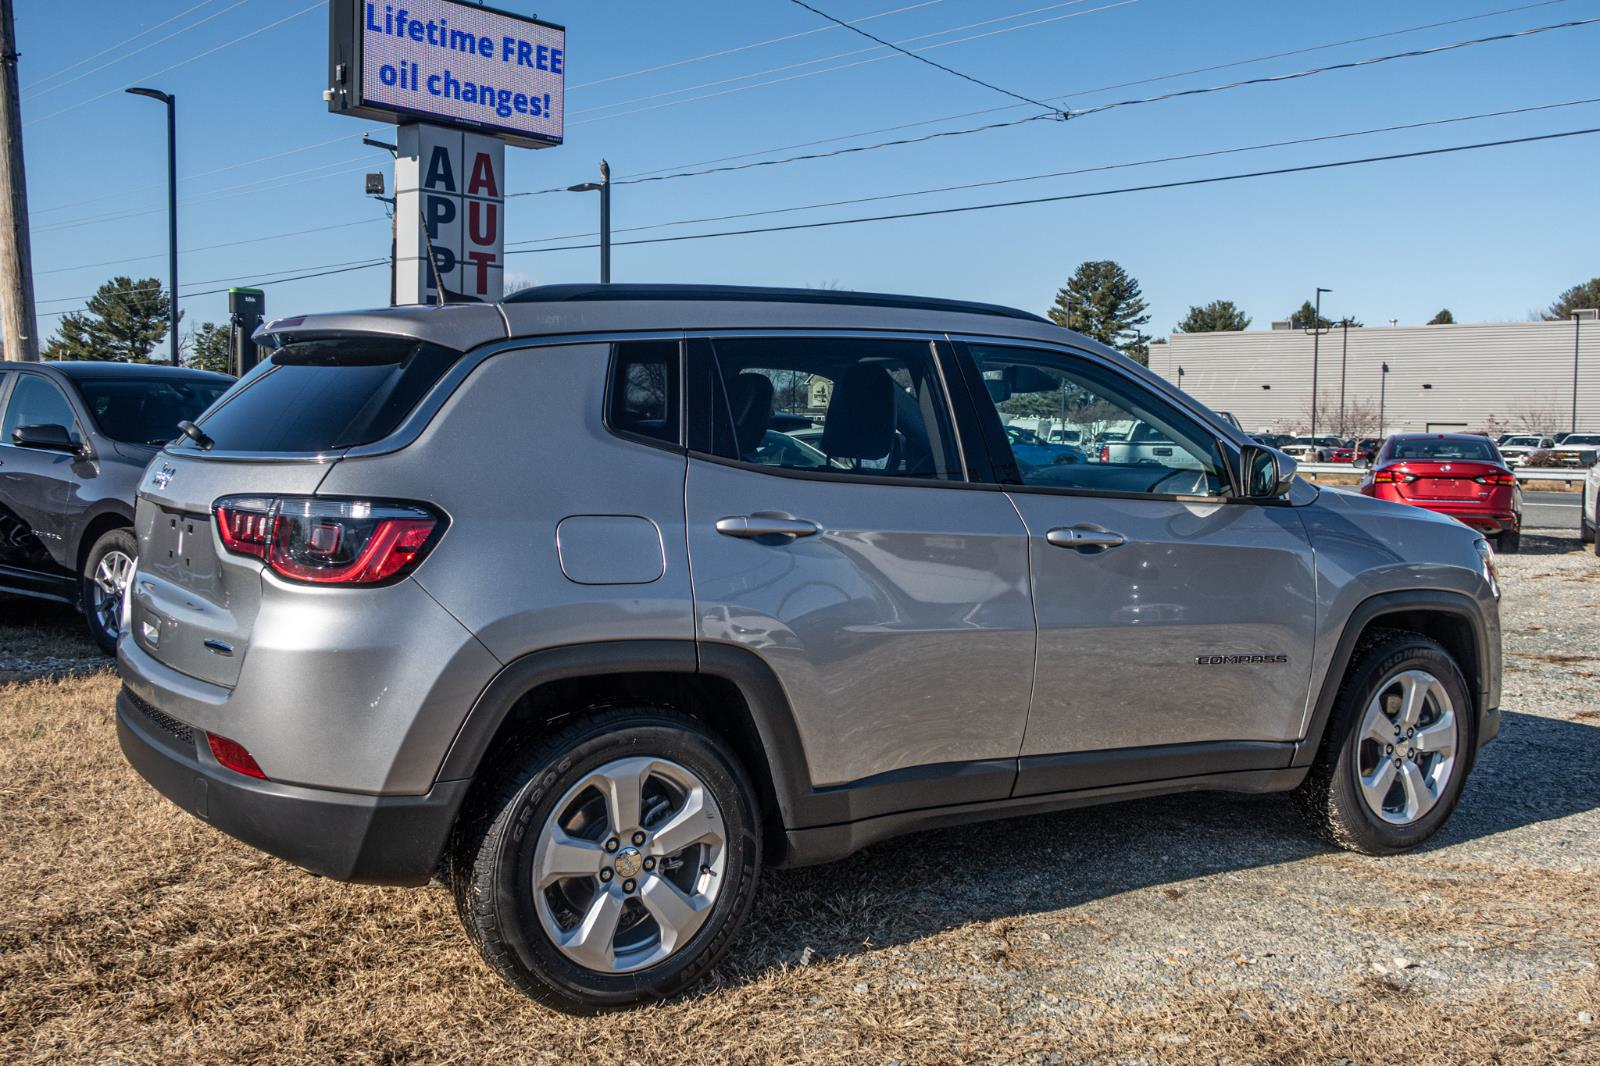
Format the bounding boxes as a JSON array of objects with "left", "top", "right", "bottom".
[{"left": 2, "top": 533, "right": 1597, "bottom": 1063}]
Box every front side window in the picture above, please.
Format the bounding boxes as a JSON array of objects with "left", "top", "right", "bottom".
[
  {"left": 2, "top": 376, "right": 79, "bottom": 445},
  {"left": 702, "top": 337, "right": 962, "bottom": 481},
  {"left": 966, "top": 344, "right": 1226, "bottom": 498}
]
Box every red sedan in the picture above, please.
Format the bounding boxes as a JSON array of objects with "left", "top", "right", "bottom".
[{"left": 1360, "top": 433, "right": 1523, "bottom": 553}]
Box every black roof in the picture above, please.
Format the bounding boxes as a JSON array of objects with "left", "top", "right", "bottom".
[
  {"left": 40, "top": 360, "right": 232, "bottom": 381},
  {"left": 503, "top": 283, "right": 1048, "bottom": 323}
]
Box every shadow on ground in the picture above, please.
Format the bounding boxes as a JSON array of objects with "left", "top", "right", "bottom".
[{"left": 734, "top": 708, "right": 1599, "bottom": 972}]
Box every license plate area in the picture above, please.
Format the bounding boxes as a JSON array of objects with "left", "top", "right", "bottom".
[
  {"left": 1413, "top": 478, "right": 1482, "bottom": 500},
  {"left": 146, "top": 508, "right": 222, "bottom": 584}
]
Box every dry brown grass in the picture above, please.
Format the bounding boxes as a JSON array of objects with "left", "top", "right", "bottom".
[{"left": 4, "top": 670, "right": 1599, "bottom": 1063}]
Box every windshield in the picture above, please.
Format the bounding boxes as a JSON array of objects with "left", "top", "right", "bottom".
[
  {"left": 1503, "top": 437, "right": 1542, "bottom": 447},
  {"left": 1387, "top": 438, "right": 1499, "bottom": 462},
  {"left": 1562, "top": 435, "right": 1600, "bottom": 446},
  {"left": 77, "top": 378, "right": 231, "bottom": 445}
]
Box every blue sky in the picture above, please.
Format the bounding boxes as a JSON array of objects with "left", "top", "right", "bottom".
[{"left": 16, "top": 0, "right": 1600, "bottom": 345}]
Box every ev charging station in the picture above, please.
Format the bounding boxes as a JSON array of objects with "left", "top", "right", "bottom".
[
  {"left": 227, "top": 287, "right": 265, "bottom": 375},
  {"left": 324, "top": 0, "right": 566, "bottom": 305}
]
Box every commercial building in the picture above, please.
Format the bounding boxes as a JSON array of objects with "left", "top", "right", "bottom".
[{"left": 1150, "top": 316, "right": 1596, "bottom": 437}]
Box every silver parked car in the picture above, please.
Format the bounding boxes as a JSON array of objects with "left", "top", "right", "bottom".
[{"left": 116, "top": 284, "right": 1502, "bottom": 1012}]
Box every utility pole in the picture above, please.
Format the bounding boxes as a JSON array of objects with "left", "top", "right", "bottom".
[{"left": 0, "top": 0, "right": 39, "bottom": 361}]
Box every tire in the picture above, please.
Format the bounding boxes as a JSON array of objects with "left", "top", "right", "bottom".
[
  {"left": 448, "top": 706, "right": 762, "bottom": 1013},
  {"left": 80, "top": 527, "right": 136, "bottom": 655},
  {"left": 1581, "top": 510, "right": 1594, "bottom": 545},
  {"left": 1497, "top": 530, "right": 1521, "bottom": 554},
  {"left": 1294, "top": 630, "right": 1476, "bottom": 855}
]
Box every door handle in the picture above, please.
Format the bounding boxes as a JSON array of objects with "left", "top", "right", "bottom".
[
  {"left": 715, "top": 516, "right": 821, "bottom": 540},
  {"left": 1046, "top": 526, "right": 1127, "bottom": 552}
]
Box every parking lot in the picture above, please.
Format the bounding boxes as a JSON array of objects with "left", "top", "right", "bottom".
[{"left": 2, "top": 529, "right": 1596, "bottom": 1064}]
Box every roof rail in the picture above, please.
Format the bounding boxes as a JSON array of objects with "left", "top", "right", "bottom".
[{"left": 502, "top": 283, "right": 1048, "bottom": 323}]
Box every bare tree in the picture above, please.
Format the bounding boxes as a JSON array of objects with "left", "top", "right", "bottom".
[{"left": 1509, "top": 402, "right": 1565, "bottom": 434}]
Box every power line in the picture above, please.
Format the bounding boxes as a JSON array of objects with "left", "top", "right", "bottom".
[
  {"left": 786, "top": 0, "right": 1065, "bottom": 114},
  {"left": 505, "top": 98, "right": 1600, "bottom": 247},
  {"left": 572, "top": 0, "right": 1106, "bottom": 119},
  {"left": 28, "top": 1, "right": 320, "bottom": 126},
  {"left": 569, "top": 0, "right": 946, "bottom": 91},
  {"left": 36, "top": 217, "right": 386, "bottom": 277},
  {"left": 23, "top": 0, "right": 255, "bottom": 101},
  {"left": 38, "top": 126, "right": 1600, "bottom": 320},
  {"left": 22, "top": 0, "right": 222, "bottom": 92},
  {"left": 575, "top": 0, "right": 1135, "bottom": 125},
  {"left": 594, "top": 0, "right": 1583, "bottom": 182},
  {"left": 514, "top": 10, "right": 1600, "bottom": 196},
  {"left": 501, "top": 127, "right": 1600, "bottom": 257}
]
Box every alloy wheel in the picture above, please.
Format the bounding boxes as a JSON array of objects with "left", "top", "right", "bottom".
[
  {"left": 1355, "top": 669, "right": 1458, "bottom": 825},
  {"left": 532, "top": 756, "right": 727, "bottom": 974},
  {"left": 91, "top": 550, "right": 134, "bottom": 642}
]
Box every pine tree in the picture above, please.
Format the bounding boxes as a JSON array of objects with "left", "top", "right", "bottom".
[
  {"left": 42, "top": 277, "right": 173, "bottom": 361},
  {"left": 1175, "top": 299, "right": 1251, "bottom": 333},
  {"left": 1545, "top": 278, "right": 1600, "bottom": 319},
  {"left": 1288, "top": 301, "right": 1332, "bottom": 330},
  {"left": 186, "top": 322, "right": 233, "bottom": 374},
  {"left": 1047, "top": 260, "right": 1151, "bottom": 365}
]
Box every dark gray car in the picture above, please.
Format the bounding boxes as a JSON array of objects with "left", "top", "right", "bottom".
[
  {"left": 113, "top": 285, "right": 1501, "bottom": 1012},
  {"left": 0, "top": 360, "right": 231, "bottom": 650}
]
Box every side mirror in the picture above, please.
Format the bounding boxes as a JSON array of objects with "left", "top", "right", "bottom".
[
  {"left": 12, "top": 423, "right": 80, "bottom": 453},
  {"left": 1240, "top": 445, "right": 1296, "bottom": 499}
]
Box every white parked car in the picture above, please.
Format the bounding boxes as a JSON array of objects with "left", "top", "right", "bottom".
[
  {"left": 1498, "top": 435, "right": 1556, "bottom": 467},
  {"left": 1550, "top": 433, "right": 1600, "bottom": 468},
  {"left": 1583, "top": 460, "right": 1600, "bottom": 553}
]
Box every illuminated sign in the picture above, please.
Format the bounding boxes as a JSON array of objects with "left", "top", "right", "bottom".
[{"left": 327, "top": 0, "right": 564, "bottom": 149}]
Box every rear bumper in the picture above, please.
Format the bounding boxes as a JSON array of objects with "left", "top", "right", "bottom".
[
  {"left": 117, "top": 686, "right": 468, "bottom": 885},
  {"left": 1385, "top": 497, "right": 1519, "bottom": 533}
]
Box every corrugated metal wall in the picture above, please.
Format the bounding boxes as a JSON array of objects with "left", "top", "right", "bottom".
[{"left": 1151, "top": 321, "right": 1597, "bottom": 435}]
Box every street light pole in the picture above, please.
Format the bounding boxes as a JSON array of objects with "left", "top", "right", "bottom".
[
  {"left": 1338, "top": 318, "right": 1349, "bottom": 437},
  {"left": 127, "top": 87, "right": 177, "bottom": 365},
  {"left": 1379, "top": 361, "right": 1390, "bottom": 438},
  {"left": 567, "top": 159, "right": 611, "bottom": 284},
  {"left": 1574, "top": 312, "right": 1583, "bottom": 434},
  {"left": 1304, "top": 287, "right": 1332, "bottom": 438}
]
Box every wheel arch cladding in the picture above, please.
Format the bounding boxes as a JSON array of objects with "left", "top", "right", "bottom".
[
  {"left": 438, "top": 640, "right": 808, "bottom": 863},
  {"left": 1295, "top": 589, "right": 1492, "bottom": 768}
]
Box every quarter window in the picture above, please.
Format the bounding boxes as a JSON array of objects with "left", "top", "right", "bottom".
[
  {"left": 608, "top": 341, "right": 681, "bottom": 446},
  {"left": 2, "top": 376, "right": 80, "bottom": 446},
  {"left": 701, "top": 337, "right": 962, "bottom": 481},
  {"left": 966, "top": 344, "right": 1226, "bottom": 497}
]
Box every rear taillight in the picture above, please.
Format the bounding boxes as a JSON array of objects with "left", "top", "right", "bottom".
[
  {"left": 213, "top": 495, "right": 444, "bottom": 586},
  {"left": 1372, "top": 470, "right": 1416, "bottom": 484},
  {"left": 206, "top": 732, "right": 266, "bottom": 779},
  {"left": 1099, "top": 445, "right": 1111, "bottom": 463},
  {"left": 1475, "top": 474, "right": 1517, "bottom": 486}
]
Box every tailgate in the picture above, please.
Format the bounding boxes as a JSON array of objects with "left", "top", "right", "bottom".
[{"left": 130, "top": 453, "right": 333, "bottom": 688}]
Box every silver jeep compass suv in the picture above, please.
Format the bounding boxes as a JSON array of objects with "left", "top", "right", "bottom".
[{"left": 116, "top": 284, "right": 1502, "bottom": 1011}]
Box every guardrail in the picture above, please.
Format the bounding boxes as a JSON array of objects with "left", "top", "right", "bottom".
[{"left": 1296, "top": 463, "right": 1588, "bottom": 483}]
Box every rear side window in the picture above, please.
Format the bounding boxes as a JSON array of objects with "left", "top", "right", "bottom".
[
  {"left": 608, "top": 341, "right": 680, "bottom": 446},
  {"left": 183, "top": 337, "right": 462, "bottom": 452}
]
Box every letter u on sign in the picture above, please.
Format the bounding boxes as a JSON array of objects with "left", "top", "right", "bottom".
[{"left": 468, "top": 201, "right": 499, "bottom": 246}]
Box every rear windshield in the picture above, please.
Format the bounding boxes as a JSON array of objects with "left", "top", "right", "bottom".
[
  {"left": 1387, "top": 438, "right": 1499, "bottom": 462},
  {"left": 78, "top": 377, "right": 231, "bottom": 445},
  {"left": 181, "top": 337, "right": 463, "bottom": 452}
]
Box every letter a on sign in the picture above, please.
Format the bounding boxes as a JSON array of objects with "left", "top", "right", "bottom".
[
  {"left": 468, "top": 152, "right": 499, "bottom": 198},
  {"left": 425, "top": 146, "right": 457, "bottom": 192}
]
